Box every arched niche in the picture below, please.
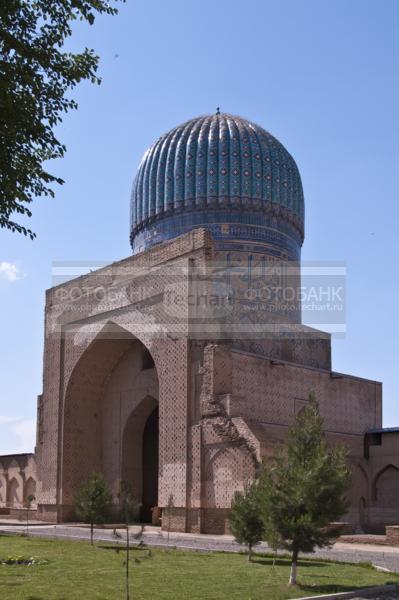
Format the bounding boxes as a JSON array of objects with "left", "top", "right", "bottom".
[
  {"left": 121, "top": 396, "right": 158, "bottom": 520},
  {"left": 61, "top": 322, "right": 158, "bottom": 510},
  {"left": 7, "top": 477, "right": 21, "bottom": 506},
  {"left": 0, "top": 476, "right": 6, "bottom": 505},
  {"left": 25, "top": 477, "right": 37, "bottom": 505},
  {"left": 372, "top": 464, "right": 399, "bottom": 507},
  {"left": 205, "top": 445, "right": 254, "bottom": 509}
]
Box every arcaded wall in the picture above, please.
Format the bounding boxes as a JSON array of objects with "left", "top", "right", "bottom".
[{"left": 0, "top": 454, "right": 37, "bottom": 509}]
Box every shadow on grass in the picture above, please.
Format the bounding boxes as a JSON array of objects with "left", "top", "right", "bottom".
[
  {"left": 298, "top": 581, "right": 397, "bottom": 595},
  {"left": 298, "top": 584, "right": 359, "bottom": 594},
  {"left": 252, "top": 557, "right": 327, "bottom": 568},
  {"left": 97, "top": 544, "right": 148, "bottom": 552}
]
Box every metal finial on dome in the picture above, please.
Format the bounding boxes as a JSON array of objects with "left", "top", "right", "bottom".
[{"left": 216, "top": 106, "right": 220, "bottom": 115}]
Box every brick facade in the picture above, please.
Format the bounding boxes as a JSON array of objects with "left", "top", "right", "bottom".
[{"left": 1, "top": 229, "right": 398, "bottom": 534}]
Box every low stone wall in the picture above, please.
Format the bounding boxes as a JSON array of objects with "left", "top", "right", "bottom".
[
  {"left": 340, "top": 534, "right": 388, "bottom": 545},
  {"left": 160, "top": 507, "right": 231, "bottom": 534},
  {"left": 202, "top": 508, "right": 231, "bottom": 535},
  {"left": 9, "top": 508, "right": 38, "bottom": 521},
  {"left": 386, "top": 526, "right": 399, "bottom": 546},
  {"left": 161, "top": 507, "right": 187, "bottom": 533},
  {"left": 36, "top": 504, "right": 59, "bottom": 523},
  {"left": 327, "top": 522, "right": 356, "bottom": 535}
]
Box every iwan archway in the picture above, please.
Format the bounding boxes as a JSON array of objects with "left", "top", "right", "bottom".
[
  {"left": 60, "top": 323, "right": 159, "bottom": 521},
  {"left": 122, "top": 398, "right": 159, "bottom": 522}
]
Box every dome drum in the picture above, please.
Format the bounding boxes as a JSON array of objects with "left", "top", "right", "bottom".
[{"left": 131, "top": 208, "right": 302, "bottom": 260}]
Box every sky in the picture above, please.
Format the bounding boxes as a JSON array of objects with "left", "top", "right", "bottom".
[{"left": 0, "top": 0, "right": 398, "bottom": 454}]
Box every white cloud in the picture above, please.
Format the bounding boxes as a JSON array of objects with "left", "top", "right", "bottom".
[
  {"left": 0, "top": 415, "right": 18, "bottom": 425},
  {"left": 0, "top": 261, "right": 23, "bottom": 281},
  {"left": 11, "top": 419, "right": 36, "bottom": 453},
  {"left": 0, "top": 416, "right": 36, "bottom": 454}
]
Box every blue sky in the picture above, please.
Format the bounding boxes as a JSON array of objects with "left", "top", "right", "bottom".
[{"left": 0, "top": 0, "right": 398, "bottom": 454}]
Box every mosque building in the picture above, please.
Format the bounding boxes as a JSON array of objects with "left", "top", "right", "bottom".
[{"left": 1, "top": 112, "right": 398, "bottom": 534}]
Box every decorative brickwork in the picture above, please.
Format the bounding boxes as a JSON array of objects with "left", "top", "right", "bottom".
[{"left": 1, "top": 229, "right": 398, "bottom": 534}]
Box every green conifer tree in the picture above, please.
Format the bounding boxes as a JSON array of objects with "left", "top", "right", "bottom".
[
  {"left": 229, "top": 481, "right": 263, "bottom": 561},
  {"left": 258, "top": 393, "right": 351, "bottom": 585},
  {"left": 75, "top": 473, "right": 112, "bottom": 545}
]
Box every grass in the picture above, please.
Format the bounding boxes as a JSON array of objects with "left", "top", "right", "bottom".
[{"left": 0, "top": 534, "right": 398, "bottom": 600}]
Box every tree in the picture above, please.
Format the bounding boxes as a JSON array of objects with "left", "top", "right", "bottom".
[
  {"left": 75, "top": 473, "right": 112, "bottom": 545},
  {"left": 25, "top": 493, "right": 36, "bottom": 535},
  {"left": 165, "top": 493, "right": 174, "bottom": 547},
  {"left": 258, "top": 393, "right": 351, "bottom": 586},
  {"left": 120, "top": 481, "right": 141, "bottom": 600},
  {"left": 0, "top": 0, "right": 121, "bottom": 239},
  {"left": 229, "top": 482, "right": 263, "bottom": 561}
]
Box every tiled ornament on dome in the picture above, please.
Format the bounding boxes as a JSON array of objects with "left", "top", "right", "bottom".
[{"left": 130, "top": 113, "right": 305, "bottom": 255}]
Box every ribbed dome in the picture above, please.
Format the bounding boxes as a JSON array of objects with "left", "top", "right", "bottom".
[{"left": 130, "top": 113, "right": 304, "bottom": 254}]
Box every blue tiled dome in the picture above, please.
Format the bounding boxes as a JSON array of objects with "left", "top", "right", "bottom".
[{"left": 130, "top": 113, "right": 304, "bottom": 255}]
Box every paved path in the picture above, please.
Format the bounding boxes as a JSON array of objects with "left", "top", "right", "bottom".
[
  {"left": 352, "top": 596, "right": 398, "bottom": 599},
  {"left": 350, "top": 596, "right": 399, "bottom": 599}
]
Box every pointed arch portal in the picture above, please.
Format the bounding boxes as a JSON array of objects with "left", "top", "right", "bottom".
[
  {"left": 121, "top": 397, "right": 159, "bottom": 522},
  {"left": 61, "top": 323, "right": 159, "bottom": 521}
]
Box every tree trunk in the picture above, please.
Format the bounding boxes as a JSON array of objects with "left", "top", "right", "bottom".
[
  {"left": 289, "top": 548, "right": 299, "bottom": 585},
  {"left": 248, "top": 544, "right": 252, "bottom": 562},
  {"left": 126, "top": 525, "right": 130, "bottom": 600},
  {"left": 90, "top": 522, "right": 94, "bottom": 546},
  {"left": 167, "top": 511, "right": 171, "bottom": 547}
]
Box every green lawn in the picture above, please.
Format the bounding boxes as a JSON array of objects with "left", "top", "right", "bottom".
[{"left": 0, "top": 534, "right": 398, "bottom": 600}]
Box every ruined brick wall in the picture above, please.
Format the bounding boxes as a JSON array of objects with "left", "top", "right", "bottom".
[{"left": 185, "top": 344, "right": 258, "bottom": 533}]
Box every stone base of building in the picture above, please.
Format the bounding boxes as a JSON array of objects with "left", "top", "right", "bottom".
[
  {"left": 8, "top": 507, "right": 37, "bottom": 521},
  {"left": 385, "top": 526, "right": 399, "bottom": 545},
  {"left": 36, "top": 504, "right": 61, "bottom": 523},
  {"left": 35, "top": 504, "right": 229, "bottom": 535},
  {"left": 162, "top": 507, "right": 231, "bottom": 535}
]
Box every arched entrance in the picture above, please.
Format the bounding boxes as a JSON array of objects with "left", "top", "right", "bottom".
[
  {"left": 61, "top": 324, "right": 159, "bottom": 520},
  {"left": 121, "top": 397, "right": 159, "bottom": 523},
  {"left": 359, "top": 496, "right": 367, "bottom": 531},
  {"left": 142, "top": 406, "right": 159, "bottom": 521}
]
